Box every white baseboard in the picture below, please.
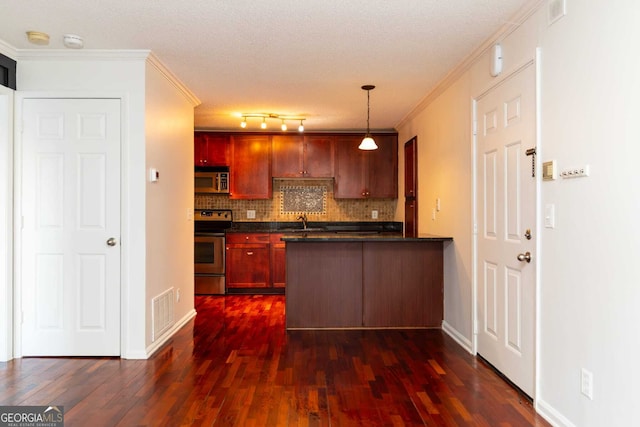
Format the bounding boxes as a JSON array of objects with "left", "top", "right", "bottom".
[
  {"left": 130, "top": 308, "right": 197, "bottom": 360},
  {"left": 535, "top": 399, "right": 576, "bottom": 427},
  {"left": 442, "top": 320, "right": 474, "bottom": 354}
]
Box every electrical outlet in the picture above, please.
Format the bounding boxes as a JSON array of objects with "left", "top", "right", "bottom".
[
  {"left": 371, "top": 210, "right": 378, "bottom": 219},
  {"left": 247, "top": 209, "right": 256, "bottom": 219},
  {"left": 581, "top": 368, "right": 594, "bottom": 400},
  {"left": 176, "top": 289, "right": 181, "bottom": 302}
]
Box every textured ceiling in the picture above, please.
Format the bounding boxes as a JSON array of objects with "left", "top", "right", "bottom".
[{"left": 0, "top": 0, "right": 532, "bottom": 131}]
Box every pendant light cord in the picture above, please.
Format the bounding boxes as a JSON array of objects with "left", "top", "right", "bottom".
[{"left": 366, "top": 89, "right": 371, "bottom": 136}]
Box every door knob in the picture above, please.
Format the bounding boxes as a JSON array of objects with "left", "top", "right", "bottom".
[
  {"left": 517, "top": 252, "right": 531, "bottom": 263},
  {"left": 106, "top": 237, "right": 117, "bottom": 247}
]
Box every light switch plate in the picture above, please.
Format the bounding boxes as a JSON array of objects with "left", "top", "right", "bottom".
[
  {"left": 544, "top": 204, "right": 555, "bottom": 228},
  {"left": 246, "top": 210, "right": 256, "bottom": 219}
]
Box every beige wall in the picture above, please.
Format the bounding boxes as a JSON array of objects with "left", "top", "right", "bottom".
[
  {"left": 144, "top": 59, "right": 196, "bottom": 351},
  {"left": 398, "top": 73, "right": 474, "bottom": 343},
  {"left": 15, "top": 52, "right": 198, "bottom": 359},
  {"left": 396, "top": 1, "right": 640, "bottom": 425},
  {"left": 16, "top": 53, "right": 148, "bottom": 358},
  {"left": 197, "top": 178, "right": 397, "bottom": 223}
]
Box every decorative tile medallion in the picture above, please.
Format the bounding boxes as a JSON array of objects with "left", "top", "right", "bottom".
[{"left": 281, "top": 186, "right": 327, "bottom": 214}]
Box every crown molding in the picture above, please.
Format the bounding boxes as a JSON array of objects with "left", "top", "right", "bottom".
[
  {"left": 396, "top": 0, "right": 544, "bottom": 129},
  {"left": 15, "top": 48, "right": 151, "bottom": 61},
  {"left": 146, "top": 52, "right": 201, "bottom": 107},
  {"left": 0, "top": 40, "right": 17, "bottom": 60},
  {"left": 11, "top": 48, "right": 200, "bottom": 106}
]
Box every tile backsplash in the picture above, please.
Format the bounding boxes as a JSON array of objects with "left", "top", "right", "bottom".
[{"left": 195, "top": 179, "right": 397, "bottom": 222}]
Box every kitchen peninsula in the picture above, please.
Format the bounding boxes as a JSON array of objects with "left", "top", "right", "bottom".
[{"left": 283, "top": 233, "right": 452, "bottom": 330}]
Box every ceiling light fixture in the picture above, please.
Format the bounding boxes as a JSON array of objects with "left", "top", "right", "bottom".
[
  {"left": 26, "top": 31, "right": 50, "bottom": 45},
  {"left": 359, "top": 85, "right": 378, "bottom": 150},
  {"left": 238, "top": 113, "right": 306, "bottom": 132}
]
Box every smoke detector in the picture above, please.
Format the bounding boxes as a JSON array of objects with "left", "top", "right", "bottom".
[{"left": 63, "top": 34, "right": 84, "bottom": 49}]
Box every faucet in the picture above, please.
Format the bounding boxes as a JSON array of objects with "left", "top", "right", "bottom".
[{"left": 296, "top": 213, "right": 308, "bottom": 229}]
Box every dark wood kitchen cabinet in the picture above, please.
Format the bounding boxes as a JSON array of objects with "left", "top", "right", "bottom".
[
  {"left": 334, "top": 134, "right": 398, "bottom": 199},
  {"left": 225, "top": 233, "right": 270, "bottom": 288},
  {"left": 270, "top": 233, "right": 286, "bottom": 288},
  {"left": 194, "top": 132, "right": 229, "bottom": 167},
  {"left": 229, "top": 134, "right": 272, "bottom": 199},
  {"left": 272, "top": 135, "right": 334, "bottom": 178}
]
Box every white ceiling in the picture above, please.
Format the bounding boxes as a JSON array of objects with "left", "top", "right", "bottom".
[{"left": 1, "top": 0, "right": 532, "bottom": 131}]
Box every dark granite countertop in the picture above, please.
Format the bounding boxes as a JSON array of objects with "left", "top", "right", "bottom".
[
  {"left": 227, "top": 221, "right": 403, "bottom": 234},
  {"left": 281, "top": 233, "right": 452, "bottom": 242}
]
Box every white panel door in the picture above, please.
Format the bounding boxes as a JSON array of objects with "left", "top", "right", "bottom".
[
  {"left": 21, "top": 98, "right": 121, "bottom": 356},
  {"left": 476, "top": 64, "right": 536, "bottom": 396}
]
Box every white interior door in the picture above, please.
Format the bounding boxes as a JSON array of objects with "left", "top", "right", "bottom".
[
  {"left": 476, "top": 64, "right": 536, "bottom": 396},
  {"left": 21, "top": 98, "right": 121, "bottom": 356}
]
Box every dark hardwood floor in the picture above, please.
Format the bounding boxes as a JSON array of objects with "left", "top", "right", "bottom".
[{"left": 0, "top": 295, "right": 550, "bottom": 426}]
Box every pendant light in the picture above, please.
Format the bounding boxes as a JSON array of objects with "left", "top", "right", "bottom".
[{"left": 359, "top": 84, "right": 378, "bottom": 150}]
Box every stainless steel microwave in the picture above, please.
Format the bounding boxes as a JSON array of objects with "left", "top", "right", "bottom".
[{"left": 195, "top": 170, "right": 229, "bottom": 194}]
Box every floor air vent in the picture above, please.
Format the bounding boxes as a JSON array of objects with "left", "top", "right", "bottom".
[{"left": 152, "top": 288, "right": 174, "bottom": 342}]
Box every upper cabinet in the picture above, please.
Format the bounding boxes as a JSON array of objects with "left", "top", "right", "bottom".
[
  {"left": 229, "top": 134, "right": 272, "bottom": 199},
  {"left": 194, "top": 132, "right": 229, "bottom": 167},
  {"left": 334, "top": 134, "right": 398, "bottom": 199},
  {"left": 272, "top": 135, "right": 334, "bottom": 178},
  {"left": 195, "top": 131, "right": 397, "bottom": 200}
]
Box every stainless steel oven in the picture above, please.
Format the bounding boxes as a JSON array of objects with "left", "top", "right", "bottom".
[{"left": 194, "top": 209, "right": 232, "bottom": 294}]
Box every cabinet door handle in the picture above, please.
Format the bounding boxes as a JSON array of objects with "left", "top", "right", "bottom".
[{"left": 246, "top": 251, "right": 254, "bottom": 256}]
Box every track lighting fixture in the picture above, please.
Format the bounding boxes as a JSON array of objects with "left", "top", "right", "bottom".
[{"left": 238, "top": 113, "right": 306, "bottom": 132}]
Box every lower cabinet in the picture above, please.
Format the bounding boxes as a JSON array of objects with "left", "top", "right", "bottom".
[
  {"left": 225, "top": 232, "right": 286, "bottom": 291},
  {"left": 225, "top": 233, "right": 270, "bottom": 289},
  {"left": 270, "top": 233, "right": 286, "bottom": 288}
]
